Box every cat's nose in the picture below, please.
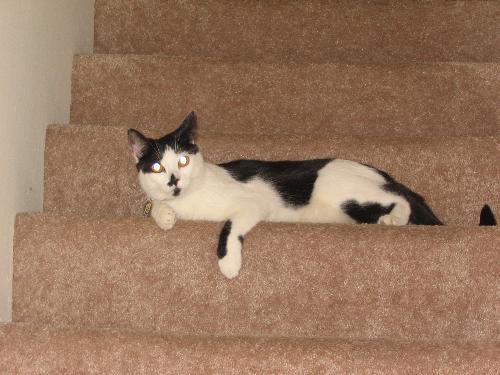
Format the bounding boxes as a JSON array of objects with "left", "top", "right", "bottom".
[{"left": 167, "top": 174, "right": 179, "bottom": 187}]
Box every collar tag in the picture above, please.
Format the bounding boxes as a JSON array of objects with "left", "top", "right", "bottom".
[{"left": 143, "top": 199, "right": 153, "bottom": 217}]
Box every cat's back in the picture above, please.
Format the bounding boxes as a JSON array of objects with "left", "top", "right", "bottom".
[
  {"left": 218, "top": 158, "right": 334, "bottom": 210},
  {"left": 218, "top": 158, "right": 385, "bottom": 185},
  {"left": 218, "top": 158, "right": 333, "bottom": 183}
]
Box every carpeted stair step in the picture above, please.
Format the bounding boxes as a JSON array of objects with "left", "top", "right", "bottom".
[
  {"left": 71, "top": 55, "right": 500, "bottom": 137},
  {"left": 43, "top": 124, "right": 499, "bottom": 225},
  {"left": 2, "top": 324, "right": 498, "bottom": 375},
  {"left": 13, "top": 213, "right": 499, "bottom": 340},
  {"left": 94, "top": 0, "right": 500, "bottom": 64}
]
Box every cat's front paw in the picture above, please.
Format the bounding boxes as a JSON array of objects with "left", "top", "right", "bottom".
[
  {"left": 151, "top": 203, "right": 176, "bottom": 230},
  {"left": 218, "top": 252, "right": 242, "bottom": 279}
]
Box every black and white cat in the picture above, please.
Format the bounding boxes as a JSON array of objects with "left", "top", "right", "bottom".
[{"left": 128, "top": 112, "right": 492, "bottom": 279}]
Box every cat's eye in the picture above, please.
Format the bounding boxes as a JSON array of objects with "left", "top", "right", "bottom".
[
  {"left": 178, "top": 155, "right": 190, "bottom": 168},
  {"left": 150, "top": 162, "right": 165, "bottom": 173}
]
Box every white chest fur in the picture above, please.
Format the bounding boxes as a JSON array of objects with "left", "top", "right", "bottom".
[{"left": 165, "top": 163, "right": 280, "bottom": 221}]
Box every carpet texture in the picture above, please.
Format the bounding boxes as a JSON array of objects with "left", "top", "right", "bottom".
[
  {"left": 13, "top": 213, "right": 499, "bottom": 340},
  {"left": 71, "top": 56, "right": 500, "bottom": 136},
  {"left": 43, "top": 125, "right": 499, "bottom": 225},
  {"left": 2, "top": 324, "right": 499, "bottom": 375},
  {"left": 7, "top": 0, "right": 500, "bottom": 372},
  {"left": 94, "top": 0, "right": 500, "bottom": 63}
]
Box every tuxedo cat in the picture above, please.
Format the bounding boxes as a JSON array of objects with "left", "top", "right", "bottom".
[{"left": 128, "top": 112, "right": 493, "bottom": 279}]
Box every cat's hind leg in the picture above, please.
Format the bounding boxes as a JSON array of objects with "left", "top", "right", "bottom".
[
  {"left": 377, "top": 198, "right": 411, "bottom": 226},
  {"left": 341, "top": 197, "right": 410, "bottom": 225}
]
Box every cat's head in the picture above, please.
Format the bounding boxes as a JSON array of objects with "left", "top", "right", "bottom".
[{"left": 128, "top": 111, "right": 204, "bottom": 201}]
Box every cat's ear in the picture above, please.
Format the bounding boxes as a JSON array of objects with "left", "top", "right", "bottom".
[
  {"left": 128, "top": 129, "right": 149, "bottom": 162},
  {"left": 172, "top": 111, "right": 197, "bottom": 145}
]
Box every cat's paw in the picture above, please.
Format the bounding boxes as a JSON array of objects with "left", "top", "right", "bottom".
[
  {"left": 151, "top": 203, "right": 176, "bottom": 230},
  {"left": 378, "top": 214, "right": 406, "bottom": 226},
  {"left": 218, "top": 252, "right": 242, "bottom": 279}
]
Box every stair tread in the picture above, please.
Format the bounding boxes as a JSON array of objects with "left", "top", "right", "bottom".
[
  {"left": 94, "top": 0, "right": 500, "bottom": 63},
  {"left": 2, "top": 323, "right": 498, "bottom": 374},
  {"left": 13, "top": 213, "right": 499, "bottom": 340},
  {"left": 71, "top": 55, "right": 500, "bottom": 136},
  {"left": 7, "top": 3, "right": 500, "bottom": 373},
  {"left": 43, "top": 124, "right": 499, "bottom": 225}
]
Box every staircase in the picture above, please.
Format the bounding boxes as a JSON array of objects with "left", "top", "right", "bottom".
[{"left": 1, "top": 1, "right": 499, "bottom": 373}]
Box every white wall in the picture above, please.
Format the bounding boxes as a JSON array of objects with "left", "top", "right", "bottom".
[{"left": 0, "top": 0, "right": 94, "bottom": 322}]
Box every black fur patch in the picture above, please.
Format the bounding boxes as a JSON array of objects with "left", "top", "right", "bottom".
[
  {"left": 168, "top": 174, "right": 179, "bottom": 187},
  {"left": 129, "top": 112, "right": 199, "bottom": 174},
  {"left": 219, "top": 159, "right": 332, "bottom": 206},
  {"left": 217, "top": 220, "right": 232, "bottom": 259},
  {"left": 342, "top": 200, "right": 396, "bottom": 224},
  {"left": 133, "top": 139, "right": 165, "bottom": 173},
  {"left": 480, "top": 205, "right": 497, "bottom": 226},
  {"left": 366, "top": 165, "right": 443, "bottom": 225}
]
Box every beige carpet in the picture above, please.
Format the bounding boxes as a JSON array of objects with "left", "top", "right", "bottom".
[
  {"left": 6, "top": 0, "right": 500, "bottom": 373},
  {"left": 13, "top": 213, "right": 499, "bottom": 339},
  {"left": 2, "top": 324, "right": 499, "bottom": 374},
  {"left": 94, "top": 0, "right": 500, "bottom": 63},
  {"left": 71, "top": 56, "right": 500, "bottom": 136}
]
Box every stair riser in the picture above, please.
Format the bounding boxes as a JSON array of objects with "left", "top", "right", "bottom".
[
  {"left": 94, "top": 0, "right": 500, "bottom": 63},
  {"left": 1, "top": 324, "right": 499, "bottom": 375},
  {"left": 13, "top": 214, "right": 500, "bottom": 340},
  {"left": 71, "top": 56, "right": 500, "bottom": 136},
  {"left": 43, "top": 125, "right": 499, "bottom": 225}
]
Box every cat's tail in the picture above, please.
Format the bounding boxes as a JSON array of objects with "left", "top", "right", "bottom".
[{"left": 479, "top": 205, "right": 497, "bottom": 226}]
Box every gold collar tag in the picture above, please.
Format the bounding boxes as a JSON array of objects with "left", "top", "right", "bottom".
[{"left": 143, "top": 199, "right": 153, "bottom": 217}]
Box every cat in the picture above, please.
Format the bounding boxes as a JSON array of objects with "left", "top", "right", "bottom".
[{"left": 128, "top": 111, "right": 495, "bottom": 279}]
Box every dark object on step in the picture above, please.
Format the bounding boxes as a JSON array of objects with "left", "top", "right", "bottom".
[{"left": 479, "top": 205, "right": 497, "bottom": 226}]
